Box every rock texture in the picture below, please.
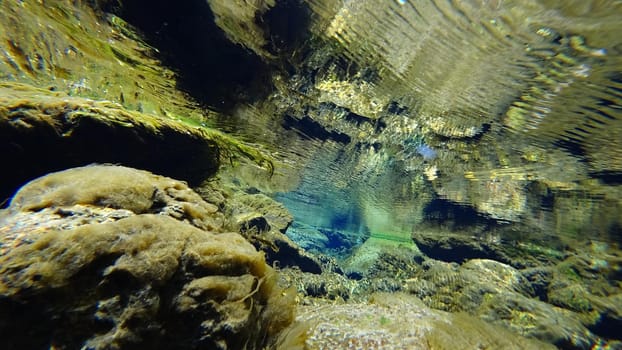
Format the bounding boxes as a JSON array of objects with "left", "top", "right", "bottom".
[
  {"left": 277, "top": 232, "right": 622, "bottom": 349},
  {"left": 0, "top": 0, "right": 274, "bottom": 204},
  {"left": 0, "top": 82, "right": 274, "bottom": 205},
  {"left": 0, "top": 165, "right": 295, "bottom": 350},
  {"left": 276, "top": 293, "right": 555, "bottom": 350},
  {"left": 403, "top": 256, "right": 622, "bottom": 350},
  {"left": 198, "top": 178, "right": 323, "bottom": 274}
]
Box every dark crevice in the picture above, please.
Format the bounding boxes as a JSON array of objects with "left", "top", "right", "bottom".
[
  {"left": 421, "top": 198, "right": 496, "bottom": 230},
  {"left": 107, "top": 0, "right": 272, "bottom": 112},
  {"left": 282, "top": 114, "right": 351, "bottom": 143},
  {"left": 589, "top": 314, "right": 622, "bottom": 341},
  {"left": 387, "top": 101, "right": 408, "bottom": 115},
  {"left": 590, "top": 171, "right": 622, "bottom": 185},
  {"left": 554, "top": 138, "right": 588, "bottom": 160},
  {"left": 268, "top": 239, "right": 323, "bottom": 274},
  {"left": 0, "top": 113, "right": 220, "bottom": 206},
  {"left": 344, "top": 110, "right": 376, "bottom": 126},
  {"left": 262, "top": 0, "right": 312, "bottom": 56}
]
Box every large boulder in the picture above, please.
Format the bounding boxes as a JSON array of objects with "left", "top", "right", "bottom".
[{"left": 0, "top": 165, "right": 294, "bottom": 349}]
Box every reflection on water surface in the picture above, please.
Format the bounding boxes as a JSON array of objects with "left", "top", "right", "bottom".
[{"left": 212, "top": 0, "right": 622, "bottom": 249}]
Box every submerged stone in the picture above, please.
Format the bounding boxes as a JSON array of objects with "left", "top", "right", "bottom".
[
  {"left": 0, "top": 165, "right": 295, "bottom": 349},
  {"left": 404, "top": 257, "right": 615, "bottom": 349},
  {"left": 195, "top": 177, "right": 323, "bottom": 274},
  {"left": 0, "top": 82, "right": 274, "bottom": 205},
  {"left": 276, "top": 293, "right": 555, "bottom": 350}
]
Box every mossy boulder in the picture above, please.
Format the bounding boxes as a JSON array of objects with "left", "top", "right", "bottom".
[
  {"left": 0, "top": 82, "right": 274, "bottom": 204},
  {"left": 0, "top": 165, "right": 294, "bottom": 349}
]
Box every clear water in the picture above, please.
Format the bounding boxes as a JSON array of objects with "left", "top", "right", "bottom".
[
  {"left": 218, "top": 0, "right": 622, "bottom": 254},
  {"left": 1, "top": 0, "right": 621, "bottom": 348}
]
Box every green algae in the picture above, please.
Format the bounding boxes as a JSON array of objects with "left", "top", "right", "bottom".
[
  {"left": 0, "top": 81, "right": 273, "bottom": 174},
  {"left": 368, "top": 232, "right": 414, "bottom": 243},
  {"left": 0, "top": 1, "right": 189, "bottom": 118},
  {"left": 0, "top": 0, "right": 275, "bottom": 178}
]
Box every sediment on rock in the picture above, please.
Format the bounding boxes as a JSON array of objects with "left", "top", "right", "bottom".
[{"left": 0, "top": 165, "right": 295, "bottom": 350}]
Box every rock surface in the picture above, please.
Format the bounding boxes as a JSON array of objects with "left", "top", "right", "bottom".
[
  {"left": 0, "top": 0, "right": 275, "bottom": 205},
  {"left": 0, "top": 165, "right": 295, "bottom": 350},
  {"left": 276, "top": 293, "right": 555, "bottom": 350},
  {"left": 0, "top": 82, "right": 275, "bottom": 205},
  {"left": 403, "top": 256, "right": 622, "bottom": 349},
  {"left": 278, "top": 232, "right": 622, "bottom": 349},
  {"left": 195, "top": 178, "right": 324, "bottom": 274}
]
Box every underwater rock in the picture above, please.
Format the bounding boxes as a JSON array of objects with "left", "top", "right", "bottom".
[
  {"left": 0, "top": 0, "right": 276, "bottom": 204},
  {"left": 0, "top": 82, "right": 266, "bottom": 204},
  {"left": 228, "top": 191, "right": 294, "bottom": 234},
  {"left": 0, "top": 165, "right": 225, "bottom": 235},
  {"left": 0, "top": 165, "right": 295, "bottom": 349},
  {"left": 278, "top": 240, "right": 423, "bottom": 302},
  {"left": 199, "top": 179, "right": 323, "bottom": 274},
  {"left": 406, "top": 258, "right": 608, "bottom": 349},
  {"left": 408, "top": 233, "right": 622, "bottom": 347},
  {"left": 544, "top": 246, "right": 622, "bottom": 342},
  {"left": 276, "top": 292, "right": 555, "bottom": 350},
  {"left": 278, "top": 237, "right": 621, "bottom": 348},
  {"left": 412, "top": 229, "right": 566, "bottom": 269},
  {"left": 280, "top": 268, "right": 356, "bottom": 301},
  {"left": 238, "top": 219, "right": 323, "bottom": 274},
  {"left": 341, "top": 237, "right": 422, "bottom": 279}
]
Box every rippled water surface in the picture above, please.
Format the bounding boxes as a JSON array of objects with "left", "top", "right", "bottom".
[
  {"left": 210, "top": 0, "right": 621, "bottom": 249},
  {"left": 2, "top": 0, "right": 618, "bottom": 261}
]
